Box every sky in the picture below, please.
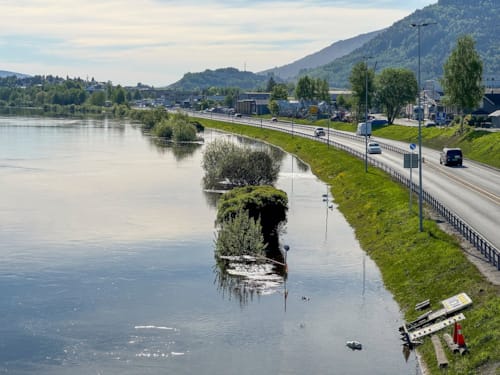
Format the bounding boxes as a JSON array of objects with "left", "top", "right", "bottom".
[{"left": 0, "top": 0, "right": 436, "bottom": 87}]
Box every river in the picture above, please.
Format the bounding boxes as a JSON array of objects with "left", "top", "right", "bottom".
[{"left": 0, "top": 116, "right": 417, "bottom": 374}]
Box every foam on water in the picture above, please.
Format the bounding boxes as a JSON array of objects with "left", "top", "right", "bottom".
[{"left": 134, "top": 325, "right": 175, "bottom": 331}]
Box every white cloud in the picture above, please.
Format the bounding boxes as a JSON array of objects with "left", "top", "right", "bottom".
[{"left": 0, "top": 0, "right": 435, "bottom": 85}]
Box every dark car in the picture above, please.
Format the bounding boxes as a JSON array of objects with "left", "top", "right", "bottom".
[{"left": 440, "top": 148, "right": 463, "bottom": 166}]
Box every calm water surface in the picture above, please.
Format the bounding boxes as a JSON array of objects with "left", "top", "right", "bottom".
[{"left": 0, "top": 116, "right": 417, "bottom": 374}]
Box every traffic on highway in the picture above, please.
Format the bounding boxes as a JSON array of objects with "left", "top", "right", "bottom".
[{"left": 186, "top": 110, "right": 500, "bottom": 269}]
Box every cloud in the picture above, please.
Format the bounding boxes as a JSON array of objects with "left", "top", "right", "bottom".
[{"left": 0, "top": 0, "right": 435, "bottom": 85}]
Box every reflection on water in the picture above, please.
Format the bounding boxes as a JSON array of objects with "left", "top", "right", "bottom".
[
  {"left": 148, "top": 137, "right": 203, "bottom": 161},
  {"left": 213, "top": 263, "right": 284, "bottom": 307},
  {"left": 0, "top": 118, "right": 417, "bottom": 374}
]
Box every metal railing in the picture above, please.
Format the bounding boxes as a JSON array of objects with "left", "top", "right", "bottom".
[{"left": 250, "top": 121, "right": 500, "bottom": 270}]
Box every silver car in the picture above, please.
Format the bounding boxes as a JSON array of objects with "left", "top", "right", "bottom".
[
  {"left": 367, "top": 142, "right": 382, "bottom": 154},
  {"left": 314, "top": 127, "right": 326, "bottom": 137}
]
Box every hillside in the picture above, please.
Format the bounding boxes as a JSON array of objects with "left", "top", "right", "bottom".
[
  {"left": 259, "top": 29, "right": 384, "bottom": 81},
  {"left": 304, "top": 0, "right": 500, "bottom": 88},
  {"left": 0, "top": 70, "right": 30, "bottom": 79},
  {"left": 167, "top": 67, "right": 270, "bottom": 91}
]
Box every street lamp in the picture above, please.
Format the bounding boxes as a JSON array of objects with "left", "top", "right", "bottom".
[
  {"left": 411, "top": 22, "right": 436, "bottom": 232},
  {"left": 363, "top": 56, "right": 373, "bottom": 173}
]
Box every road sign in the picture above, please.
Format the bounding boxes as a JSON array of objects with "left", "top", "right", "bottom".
[
  {"left": 410, "top": 143, "right": 416, "bottom": 150},
  {"left": 404, "top": 153, "right": 418, "bottom": 168}
]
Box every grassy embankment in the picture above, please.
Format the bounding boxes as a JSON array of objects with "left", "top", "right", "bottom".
[{"left": 197, "top": 117, "right": 499, "bottom": 375}]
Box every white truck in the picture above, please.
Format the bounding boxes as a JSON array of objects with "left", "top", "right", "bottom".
[{"left": 356, "top": 122, "right": 372, "bottom": 137}]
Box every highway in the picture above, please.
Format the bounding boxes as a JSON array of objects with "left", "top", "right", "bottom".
[{"left": 190, "top": 110, "right": 500, "bottom": 259}]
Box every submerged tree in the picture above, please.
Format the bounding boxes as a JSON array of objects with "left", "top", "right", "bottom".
[
  {"left": 151, "top": 112, "right": 198, "bottom": 142},
  {"left": 202, "top": 139, "right": 280, "bottom": 189},
  {"left": 215, "top": 208, "right": 266, "bottom": 258},
  {"left": 216, "top": 185, "right": 288, "bottom": 253}
]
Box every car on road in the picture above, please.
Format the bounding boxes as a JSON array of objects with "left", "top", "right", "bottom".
[
  {"left": 271, "top": 117, "right": 278, "bottom": 122},
  {"left": 367, "top": 142, "right": 382, "bottom": 154},
  {"left": 440, "top": 147, "right": 463, "bottom": 166},
  {"left": 234, "top": 113, "right": 242, "bottom": 118},
  {"left": 314, "top": 127, "right": 326, "bottom": 137}
]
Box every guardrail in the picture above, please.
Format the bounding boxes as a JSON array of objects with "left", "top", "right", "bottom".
[{"left": 248, "top": 120, "right": 500, "bottom": 271}]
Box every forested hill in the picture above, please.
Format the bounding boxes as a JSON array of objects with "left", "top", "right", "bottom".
[
  {"left": 0, "top": 70, "right": 30, "bottom": 78},
  {"left": 167, "top": 67, "right": 269, "bottom": 91},
  {"left": 303, "top": 0, "right": 500, "bottom": 88},
  {"left": 259, "top": 29, "right": 384, "bottom": 80}
]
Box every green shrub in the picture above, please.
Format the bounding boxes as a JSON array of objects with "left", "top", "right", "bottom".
[
  {"left": 215, "top": 209, "right": 266, "bottom": 257},
  {"left": 152, "top": 119, "right": 173, "bottom": 138}
]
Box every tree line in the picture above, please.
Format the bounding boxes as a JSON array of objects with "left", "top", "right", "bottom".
[
  {"left": 344, "top": 35, "right": 483, "bottom": 126},
  {"left": 0, "top": 75, "right": 140, "bottom": 109}
]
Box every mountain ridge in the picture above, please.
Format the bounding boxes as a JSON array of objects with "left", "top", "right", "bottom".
[
  {"left": 258, "top": 29, "right": 385, "bottom": 81},
  {"left": 303, "top": 0, "right": 500, "bottom": 87},
  {"left": 0, "top": 70, "right": 30, "bottom": 79}
]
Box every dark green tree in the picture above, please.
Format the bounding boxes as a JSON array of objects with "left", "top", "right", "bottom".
[
  {"left": 270, "top": 84, "right": 288, "bottom": 101},
  {"left": 268, "top": 100, "right": 279, "bottom": 116},
  {"left": 215, "top": 208, "right": 266, "bottom": 258},
  {"left": 295, "top": 76, "right": 330, "bottom": 102},
  {"left": 216, "top": 185, "right": 288, "bottom": 249},
  {"left": 349, "top": 61, "right": 375, "bottom": 122},
  {"left": 441, "top": 35, "right": 484, "bottom": 133},
  {"left": 295, "top": 76, "right": 314, "bottom": 100},
  {"left": 314, "top": 78, "right": 331, "bottom": 103},
  {"left": 376, "top": 68, "right": 417, "bottom": 124},
  {"left": 266, "top": 76, "right": 277, "bottom": 92},
  {"left": 112, "top": 85, "right": 127, "bottom": 105}
]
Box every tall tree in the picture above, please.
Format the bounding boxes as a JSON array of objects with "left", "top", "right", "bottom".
[
  {"left": 111, "top": 85, "right": 127, "bottom": 105},
  {"left": 441, "top": 35, "right": 484, "bottom": 133},
  {"left": 295, "top": 76, "right": 330, "bottom": 102},
  {"left": 314, "top": 78, "right": 331, "bottom": 104},
  {"left": 270, "top": 83, "right": 288, "bottom": 101},
  {"left": 295, "top": 76, "right": 314, "bottom": 100},
  {"left": 349, "top": 62, "right": 375, "bottom": 122},
  {"left": 266, "top": 76, "right": 277, "bottom": 92},
  {"left": 376, "top": 68, "right": 417, "bottom": 124}
]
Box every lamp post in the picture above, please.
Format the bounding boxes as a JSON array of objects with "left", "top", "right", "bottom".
[
  {"left": 363, "top": 56, "right": 372, "bottom": 173},
  {"left": 411, "top": 22, "right": 435, "bottom": 232}
]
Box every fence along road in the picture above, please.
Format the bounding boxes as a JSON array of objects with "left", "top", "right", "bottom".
[{"left": 193, "top": 111, "right": 500, "bottom": 271}]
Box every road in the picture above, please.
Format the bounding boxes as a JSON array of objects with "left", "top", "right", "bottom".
[{"left": 189, "top": 110, "right": 500, "bottom": 256}]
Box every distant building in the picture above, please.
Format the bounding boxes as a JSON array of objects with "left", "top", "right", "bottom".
[
  {"left": 238, "top": 92, "right": 270, "bottom": 101},
  {"left": 234, "top": 92, "right": 271, "bottom": 115}
]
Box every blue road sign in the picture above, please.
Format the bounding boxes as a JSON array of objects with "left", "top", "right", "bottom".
[{"left": 410, "top": 143, "right": 416, "bottom": 150}]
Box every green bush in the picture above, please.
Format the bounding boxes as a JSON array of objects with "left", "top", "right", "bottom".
[
  {"left": 215, "top": 208, "right": 266, "bottom": 258},
  {"left": 202, "top": 139, "right": 280, "bottom": 189},
  {"left": 152, "top": 119, "right": 173, "bottom": 138},
  {"left": 216, "top": 185, "right": 288, "bottom": 246},
  {"left": 172, "top": 121, "right": 197, "bottom": 142}
]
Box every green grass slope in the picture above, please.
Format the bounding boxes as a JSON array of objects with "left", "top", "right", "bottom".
[{"left": 197, "top": 118, "right": 500, "bottom": 375}]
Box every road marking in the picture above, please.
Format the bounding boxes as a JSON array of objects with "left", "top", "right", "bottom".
[{"left": 426, "top": 162, "right": 500, "bottom": 205}]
